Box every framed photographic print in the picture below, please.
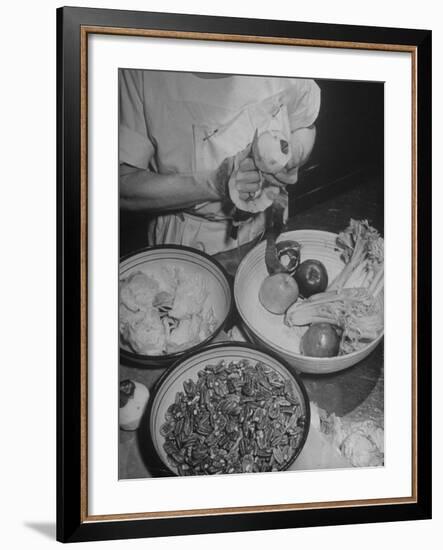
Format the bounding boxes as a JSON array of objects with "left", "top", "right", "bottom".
[{"left": 57, "top": 6, "right": 432, "bottom": 543}]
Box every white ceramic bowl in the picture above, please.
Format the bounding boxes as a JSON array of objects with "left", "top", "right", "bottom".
[
  {"left": 142, "top": 343, "right": 310, "bottom": 476},
  {"left": 120, "top": 246, "right": 232, "bottom": 367},
  {"left": 234, "top": 230, "right": 384, "bottom": 374}
]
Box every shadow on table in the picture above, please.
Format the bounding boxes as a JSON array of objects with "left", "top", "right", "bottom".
[
  {"left": 24, "top": 522, "right": 56, "bottom": 540},
  {"left": 301, "top": 342, "right": 384, "bottom": 418}
]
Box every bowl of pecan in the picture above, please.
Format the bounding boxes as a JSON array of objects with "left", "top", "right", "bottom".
[{"left": 141, "top": 343, "right": 310, "bottom": 477}]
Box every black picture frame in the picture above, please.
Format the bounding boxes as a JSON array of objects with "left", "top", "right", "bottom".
[{"left": 57, "top": 6, "right": 432, "bottom": 543}]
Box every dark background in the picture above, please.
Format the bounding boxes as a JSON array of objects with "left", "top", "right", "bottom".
[
  {"left": 120, "top": 78, "right": 384, "bottom": 256},
  {"left": 291, "top": 78, "right": 384, "bottom": 223}
]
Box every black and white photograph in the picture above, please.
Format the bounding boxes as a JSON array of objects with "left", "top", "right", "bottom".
[{"left": 118, "top": 69, "right": 385, "bottom": 479}]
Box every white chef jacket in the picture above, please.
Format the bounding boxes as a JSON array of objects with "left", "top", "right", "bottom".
[{"left": 119, "top": 70, "right": 320, "bottom": 255}]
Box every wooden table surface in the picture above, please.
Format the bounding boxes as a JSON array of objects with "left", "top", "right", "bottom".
[{"left": 119, "top": 178, "right": 384, "bottom": 479}]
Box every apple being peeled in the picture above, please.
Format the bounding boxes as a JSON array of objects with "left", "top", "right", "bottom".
[
  {"left": 259, "top": 273, "right": 299, "bottom": 315},
  {"left": 229, "top": 130, "right": 290, "bottom": 214},
  {"left": 294, "top": 259, "right": 328, "bottom": 298},
  {"left": 252, "top": 130, "right": 291, "bottom": 174}
]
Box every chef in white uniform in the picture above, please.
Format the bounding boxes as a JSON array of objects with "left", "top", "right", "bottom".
[{"left": 119, "top": 70, "right": 320, "bottom": 256}]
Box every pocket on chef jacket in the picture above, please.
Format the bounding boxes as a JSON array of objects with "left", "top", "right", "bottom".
[
  {"left": 192, "top": 108, "right": 255, "bottom": 173},
  {"left": 192, "top": 101, "right": 292, "bottom": 173}
]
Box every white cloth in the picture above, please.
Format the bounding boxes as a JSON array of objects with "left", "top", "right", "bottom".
[{"left": 120, "top": 70, "right": 320, "bottom": 255}]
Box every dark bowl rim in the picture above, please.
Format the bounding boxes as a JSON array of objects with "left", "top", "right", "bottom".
[
  {"left": 139, "top": 341, "right": 311, "bottom": 478},
  {"left": 119, "top": 245, "right": 234, "bottom": 367}
]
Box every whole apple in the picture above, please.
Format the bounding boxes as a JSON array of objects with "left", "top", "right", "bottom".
[
  {"left": 252, "top": 130, "right": 291, "bottom": 174},
  {"left": 259, "top": 273, "right": 300, "bottom": 315},
  {"left": 294, "top": 259, "right": 328, "bottom": 298},
  {"left": 300, "top": 323, "right": 340, "bottom": 357}
]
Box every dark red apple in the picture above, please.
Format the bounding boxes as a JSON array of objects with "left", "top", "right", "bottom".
[
  {"left": 301, "top": 323, "right": 340, "bottom": 357},
  {"left": 294, "top": 259, "right": 328, "bottom": 297}
]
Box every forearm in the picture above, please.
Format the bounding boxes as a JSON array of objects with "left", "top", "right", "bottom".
[
  {"left": 120, "top": 166, "right": 219, "bottom": 212},
  {"left": 289, "top": 126, "right": 316, "bottom": 168}
]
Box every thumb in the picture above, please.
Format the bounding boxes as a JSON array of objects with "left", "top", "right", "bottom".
[{"left": 235, "top": 129, "right": 257, "bottom": 165}]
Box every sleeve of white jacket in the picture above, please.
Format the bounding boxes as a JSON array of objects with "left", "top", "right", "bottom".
[
  {"left": 287, "top": 79, "right": 321, "bottom": 132},
  {"left": 119, "top": 69, "right": 156, "bottom": 169}
]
